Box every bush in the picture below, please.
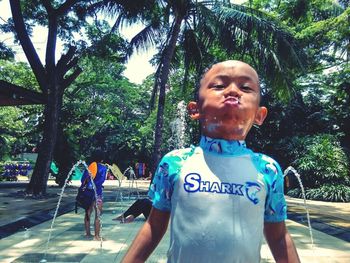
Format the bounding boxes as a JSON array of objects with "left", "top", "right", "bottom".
[
  {"left": 287, "top": 184, "right": 350, "bottom": 202},
  {"left": 306, "top": 185, "right": 350, "bottom": 202},
  {"left": 284, "top": 134, "right": 350, "bottom": 202},
  {"left": 289, "top": 134, "right": 350, "bottom": 188}
]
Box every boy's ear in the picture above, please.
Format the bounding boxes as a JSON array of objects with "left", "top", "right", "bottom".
[
  {"left": 254, "top": 106, "right": 268, "bottom": 125},
  {"left": 187, "top": 101, "right": 200, "bottom": 120}
]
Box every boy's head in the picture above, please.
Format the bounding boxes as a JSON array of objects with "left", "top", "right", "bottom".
[{"left": 188, "top": 60, "right": 267, "bottom": 141}]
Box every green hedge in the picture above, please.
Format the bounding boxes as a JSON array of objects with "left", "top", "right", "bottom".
[
  {"left": 288, "top": 184, "right": 350, "bottom": 202},
  {"left": 286, "top": 134, "right": 350, "bottom": 202}
]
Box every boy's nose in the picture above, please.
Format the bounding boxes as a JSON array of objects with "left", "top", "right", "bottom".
[{"left": 224, "top": 83, "right": 241, "bottom": 97}]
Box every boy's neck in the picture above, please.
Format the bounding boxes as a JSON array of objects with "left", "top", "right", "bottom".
[
  {"left": 201, "top": 130, "right": 247, "bottom": 141},
  {"left": 199, "top": 135, "right": 247, "bottom": 155}
]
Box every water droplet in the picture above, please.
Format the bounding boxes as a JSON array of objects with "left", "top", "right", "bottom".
[{"left": 24, "top": 228, "right": 30, "bottom": 238}]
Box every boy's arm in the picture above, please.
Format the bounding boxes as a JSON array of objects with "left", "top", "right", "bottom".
[
  {"left": 264, "top": 221, "right": 300, "bottom": 263},
  {"left": 122, "top": 207, "right": 170, "bottom": 263}
]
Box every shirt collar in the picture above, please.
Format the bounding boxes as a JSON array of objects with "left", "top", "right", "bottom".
[{"left": 199, "top": 135, "right": 247, "bottom": 156}]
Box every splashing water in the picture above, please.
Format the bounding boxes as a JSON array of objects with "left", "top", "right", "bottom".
[
  {"left": 170, "top": 100, "right": 187, "bottom": 149},
  {"left": 123, "top": 166, "right": 133, "bottom": 179},
  {"left": 284, "top": 166, "right": 314, "bottom": 248},
  {"left": 123, "top": 166, "right": 139, "bottom": 200},
  {"left": 23, "top": 228, "right": 30, "bottom": 239},
  {"left": 41, "top": 160, "right": 107, "bottom": 262}
]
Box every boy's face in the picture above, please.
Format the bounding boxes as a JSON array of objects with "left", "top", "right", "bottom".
[{"left": 188, "top": 60, "right": 267, "bottom": 140}]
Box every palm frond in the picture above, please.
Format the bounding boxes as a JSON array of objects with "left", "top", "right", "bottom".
[
  {"left": 216, "top": 3, "right": 307, "bottom": 69},
  {"left": 192, "top": 2, "right": 308, "bottom": 99},
  {"left": 129, "top": 24, "right": 164, "bottom": 52}
]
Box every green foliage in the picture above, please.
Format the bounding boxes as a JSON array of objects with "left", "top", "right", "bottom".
[
  {"left": 306, "top": 185, "right": 350, "bottom": 202},
  {"left": 272, "top": 1, "right": 348, "bottom": 69},
  {"left": 59, "top": 53, "right": 152, "bottom": 170},
  {"left": 0, "top": 107, "right": 24, "bottom": 160},
  {"left": 18, "top": 0, "right": 95, "bottom": 42},
  {"left": 1, "top": 0, "right": 349, "bottom": 198},
  {"left": 286, "top": 134, "right": 350, "bottom": 187},
  {"left": 0, "top": 43, "right": 14, "bottom": 60},
  {"left": 0, "top": 103, "right": 41, "bottom": 161},
  {"left": 84, "top": 21, "right": 130, "bottom": 60},
  {"left": 0, "top": 60, "right": 43, "bottom": 161},
  {"left": 288, "top": 184, "right": 350, "bottom": 202},
  {"left": 0, "top": 20, "right": 15, "bottom": 60},
  {"left": 0, "top": 60, "right": 39, "bottom": 90}
]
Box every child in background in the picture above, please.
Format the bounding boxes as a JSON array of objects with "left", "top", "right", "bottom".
[
  {"left": 113, "top": 198, "right": 152, "bottom": 223},
  {"left": 122, "top": 60, "right": 300, "bottom": 262},
  {"left": 81, "top": 151, "right": 107, "bottom": 240}
]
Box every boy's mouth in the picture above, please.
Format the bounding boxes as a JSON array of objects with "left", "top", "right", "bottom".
[{"left": 224, "top": 97, "right": 240, "bottom": 106}]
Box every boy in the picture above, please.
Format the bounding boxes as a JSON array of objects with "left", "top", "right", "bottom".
[{"left": 122, "top": 60, "right": 300, "bottom": 262}]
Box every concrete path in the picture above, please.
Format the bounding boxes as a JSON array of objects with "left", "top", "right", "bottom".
[{"left": 0, "top": 180, "right": 349, "bottom": 262}]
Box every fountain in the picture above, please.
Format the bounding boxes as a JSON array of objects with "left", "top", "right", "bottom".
[
  {"left": 40, "top": 160, "right": 106, "bottom": 263},
  {"left": 170, "top": 100, "right": 187, "bottom": 149},
  {"left": 284, "top": 166, "right": 314, "bottom": 248},
  {"left": 124, "top": 166, "right": 140, "bottom": 200}
]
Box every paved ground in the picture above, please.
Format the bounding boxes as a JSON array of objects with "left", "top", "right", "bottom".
[{"left": 0, "top": 179, "right": 349, "bottom": 262}]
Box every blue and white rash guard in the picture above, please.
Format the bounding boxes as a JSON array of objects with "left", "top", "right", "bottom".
[{"left": 149, "top": 136, "right": 287, "bottom": 263}]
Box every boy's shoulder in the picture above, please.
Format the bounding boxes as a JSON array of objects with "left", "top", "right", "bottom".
[
  {"left": 255, "top": 152, "right": 280, "bottom": 165},
  {"left": 162, "top": 146, "right": 196, "bottom": 162},
  {"left": 252, "top": 152, "right": 283, "bottom": 177}
]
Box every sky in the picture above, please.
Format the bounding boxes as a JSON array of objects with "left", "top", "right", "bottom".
[{"left": 0, "top": 0, "right": 246, "bottom": 84}]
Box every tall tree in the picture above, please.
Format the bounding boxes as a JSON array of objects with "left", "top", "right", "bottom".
[
  {"left": 1, "top": 1, "right": 122, "bottom": 195},
  {"left": 7, "top": 0, "right": 86, "bottom": 195}
]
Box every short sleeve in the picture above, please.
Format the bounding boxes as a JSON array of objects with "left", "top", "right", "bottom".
[
  {"left": 148, "top": 149, "right": 192, "bottom": 211},
  {"left": 260, "top": 155, "right": 287, "bottom": 222},
  {"left": 94, "top": 163, "right": 107, "bottom": 186}
]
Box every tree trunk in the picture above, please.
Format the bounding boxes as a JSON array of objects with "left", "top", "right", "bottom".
[
  {"left": 10, "top": 0, "right": 80, "bottom": 195},
  {"left": 54, "top": 124, "right": 74, "bottom": 187},
  {"left": 151, "top": 13, "right": 184, "bottom": 175},
  {"left": 27, "top": 85, "right": 62, "bottom": 195}
]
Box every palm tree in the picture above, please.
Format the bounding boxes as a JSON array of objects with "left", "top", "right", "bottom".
[{"left": 98, "top": 0, "right": 307, "bottom": 172}]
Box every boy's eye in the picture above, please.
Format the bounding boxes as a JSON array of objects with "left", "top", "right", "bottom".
[
  {"left": 211, "top": 84, "right": 225, "bottom": 89},
  {"left": 241, "top": 85, "right": 252, "bottom": 91}
]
